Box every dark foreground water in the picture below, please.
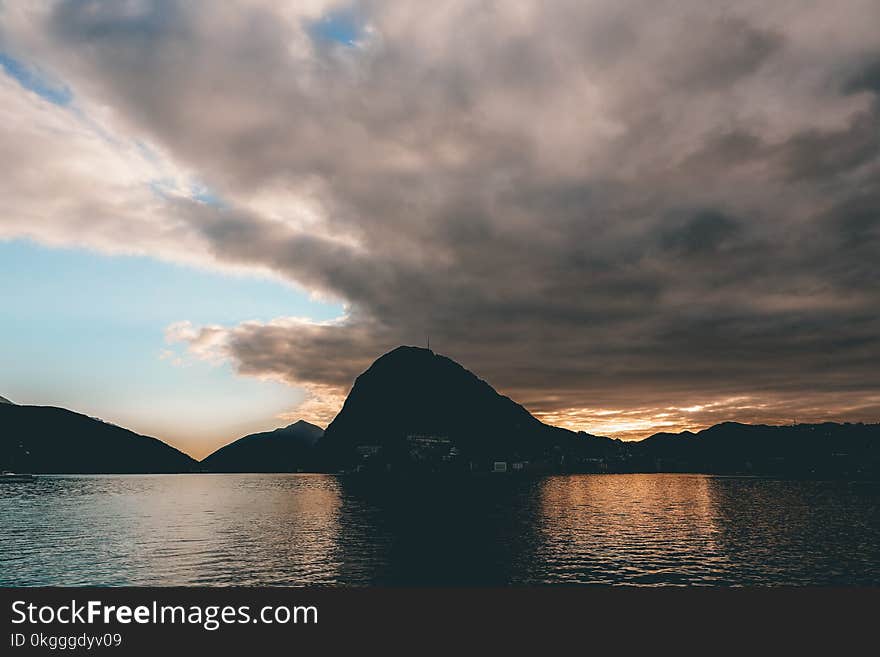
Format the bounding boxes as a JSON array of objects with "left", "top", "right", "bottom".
[{"left": 1, "top": 474, "right": 878, "bottom": 586}]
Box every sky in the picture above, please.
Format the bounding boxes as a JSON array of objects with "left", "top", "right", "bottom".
[{"left": 1, "top": 1, "right": 879, "bottom": 458}]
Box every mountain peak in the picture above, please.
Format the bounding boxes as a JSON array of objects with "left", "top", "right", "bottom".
[
  {"left": 319, "top": 345, "right": 609, "bottom": 466},
  {"left": 277, "top": 419, "right": 324, "bottom": 445},
  {"left": 387, "top": 344, "right": 432, "bottom": 354},
  {"left": 286, "top": 419, "right": 323, "bottom": 431},
  {"left": 374, "top": 345, "right": 435, "bottom": 363},
  {"left": 200, "top": 418, "right": 325, "bottom": 471},
  {"left": 365, "top": 346, "right": 466, "bottom": 380}
]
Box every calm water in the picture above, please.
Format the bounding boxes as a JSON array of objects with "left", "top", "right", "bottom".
[{"left": 1, "top": 474, "right": 878, "bottom": 586}]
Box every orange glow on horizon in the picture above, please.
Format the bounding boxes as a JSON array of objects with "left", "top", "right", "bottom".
[{"left": 531, "top": 393, "right": 880, "bottom": 440}]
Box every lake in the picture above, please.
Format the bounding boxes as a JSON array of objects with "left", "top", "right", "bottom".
[{"left": 1, "top": 473, "right": 878, "bottom": 586}]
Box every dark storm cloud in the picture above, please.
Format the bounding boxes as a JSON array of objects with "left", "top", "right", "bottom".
[
  {"left": 3, "top": 1, "right": 880, "bottom": 433},
  {"left": 663, "top": 15, "right": 782, "bottom": 92},
  {"left": 779, "top": 110, "right": 880, "bottom": 181},
  {"left": 842, "top": 54, "right": 880, "bottom": 96},
  {"left": 657, "top": 210, "right": 744, "bottom": 257}
]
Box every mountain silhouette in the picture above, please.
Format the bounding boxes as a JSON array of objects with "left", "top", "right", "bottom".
[
  {"left": 0, "top": 403, "right": 196, "bottom": 473},
  {"left": 201, "top": 420, "right": 324, "bottom": 472},
  {"left": 318, "top": 346, "right": 619, "bottom": 470},
  {"left": 633, "top": 421, "right": 880, "bottom": 476},
  {"left": 2, "top": 349, "right": 877, "bottom": 476}
]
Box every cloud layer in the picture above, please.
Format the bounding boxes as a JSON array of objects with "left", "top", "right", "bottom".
[{"left": 3, "top": 1, "right": 880, "bottom": 436}]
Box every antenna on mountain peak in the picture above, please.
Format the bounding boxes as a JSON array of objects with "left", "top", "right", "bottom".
[{"left": 426, "top": 334, "right": 430, "bottom": 351}]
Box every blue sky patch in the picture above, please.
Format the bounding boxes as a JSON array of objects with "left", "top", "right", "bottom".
[
  {"left": 308, "top": 7, "right": 363, "bottom": 46},
  {"left": 190, "top": 183, "right": 227, "bottom": 208},
  {"left": 0, "top": 52, "right": 72, "bottom": 105}
]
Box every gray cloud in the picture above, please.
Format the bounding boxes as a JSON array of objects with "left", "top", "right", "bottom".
[{"left": 3, "top": 1, "right": 880, "bottom": 435}]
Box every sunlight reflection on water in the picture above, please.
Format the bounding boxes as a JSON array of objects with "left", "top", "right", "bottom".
[{"left": 1, "top": 474, "right": 878, "bottom": 586}]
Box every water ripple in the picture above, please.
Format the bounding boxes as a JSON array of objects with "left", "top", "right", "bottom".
[{"left": 0, "top": 474, "right": 878, "bottom": 586}]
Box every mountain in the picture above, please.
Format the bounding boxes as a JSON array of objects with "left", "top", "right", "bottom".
[
  {"left": 200, "top": 420, "right": 324, "bottom": 472},
  {"left": 633, "top": 421, "right": 880, "bottom": 477},
  {"left": 0, "top": 403, "right": 197, "bottom": 473},
  {"left": 318, "top": 346, "right": 619, "bottom": 470},
  {"left": 6, "top": 350, "right": 874, "bottom": 477}
]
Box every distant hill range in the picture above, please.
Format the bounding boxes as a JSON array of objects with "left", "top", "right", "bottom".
[
  {"left": 2, "top": 346, "right": 878, "bottom": 476},
  {"left": 200, "top": 420, "right": 324, "bottom": 472},
  {"left": 0, "top": 403, "right": 197, "bottom": 473},
  {"left": 629, "top": 421, "right": 880, "bottom": 478}
]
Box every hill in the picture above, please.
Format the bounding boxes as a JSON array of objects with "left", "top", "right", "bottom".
[
  {"left": 0, "top": 403, "right": 197, "bottom": 473},
  {"left": 633, "top": 422, "right": 880, "bottom": 477},
  {"left": 318, "top": 346, "right": 619, "bottom": 471},
  {"left": 200, "top": 420, "right": 324, "bottom": 472}
]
